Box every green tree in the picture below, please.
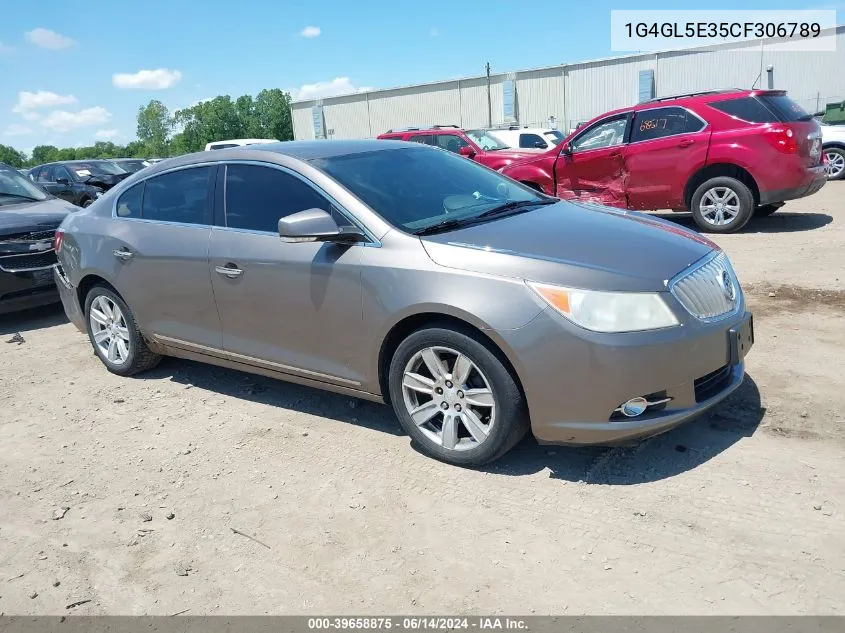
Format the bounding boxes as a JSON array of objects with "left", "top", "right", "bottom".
[
  {"left": 0, "top": 144, "right": 25, "bottom": 168},
  {"left": 137, "top": 100, "right": 172, "bottom": 157},
  {"left": 235, "top": 95, "right": 260, "bottom": 138},
  {"left": 31, "top": 145, "right": 60, "bottom": 165},
  {"left": 254, "top": 89, "right": 293, "bottom": 141}
]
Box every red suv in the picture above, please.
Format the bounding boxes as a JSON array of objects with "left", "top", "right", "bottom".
[
  {"left": 502, "top": 89, "right": 826, "bottom": 233},
  {"left": 377, "top": 125, "right": 542, "bottom": 171}
]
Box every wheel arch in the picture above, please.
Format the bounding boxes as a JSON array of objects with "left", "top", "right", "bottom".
[
  {"left": 376, "top": 310, "right": 527, "bottom": 406},
  {"left": 684, "top": 163, "right": 760, "bottom": 208},
  {"left": 76, "top": 273, "right": 121, "bottom": 311}
]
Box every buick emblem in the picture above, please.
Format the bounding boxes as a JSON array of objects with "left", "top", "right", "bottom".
[{"left": 718, "top": 270, "right": 736, "bottom": 302}]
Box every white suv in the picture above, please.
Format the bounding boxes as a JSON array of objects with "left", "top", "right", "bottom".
[
  {"left": 487, "top": 127, "right": 566, "bottom": 150},
  {"left": 204, "top": 138, "right": 279, "bottom": 151},
  {"left": 819, "top": 122, "right": 845, "bottom": 180}
]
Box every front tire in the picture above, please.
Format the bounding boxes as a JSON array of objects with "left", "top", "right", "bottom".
[
  {"left": 84, "top": 284, "right": 161, "bottom": 376},
  {"left": 824, "top": 147, "right": 845, "bottom": 181},
  {"left": 690, "top": 177, "right": 755, "bottom": 233},
  {"left": 388, "top": 326, "right": 528, "bottom": 467}
]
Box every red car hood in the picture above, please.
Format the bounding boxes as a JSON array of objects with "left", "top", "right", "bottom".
[{"left": 500, "top": 150, "right": 555, "bottom": 173}]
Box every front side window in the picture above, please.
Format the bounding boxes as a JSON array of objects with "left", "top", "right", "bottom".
[
  {"left": 434, "top": 134, "right": 470, "bottom": 154},
  {"left": 141, "top": 167, "right": 212, "bottom": 224},
  {"left": 570, "top": 116, "right": 629, "bottom": 151},
  {"left": 54, "top": 166, "right": 73, "bottom": 182},
  {"left": 311, "top": 146, "right": 546, "bottom": 234},
  {"left": 464, "top": 129, "right": 509, "bottom": 151},
  {"left": 630, "top": 107, "right": 703, "bottom": 143},
  {"left": 225, "top": 164, "right": 331, "bottom": 233},
  {"left": 35, "top": 166, "right": 54, "bottom": 184},
  {"left": 519, "top": 133, "right": 546, "bottom": 148},
  {"left": 210, "top": 143, "right": 239, "bottom": 150}
]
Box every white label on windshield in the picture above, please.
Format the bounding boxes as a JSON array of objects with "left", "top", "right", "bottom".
[{"left": 75, "top": 169, "right": 91, "bottom": 177}]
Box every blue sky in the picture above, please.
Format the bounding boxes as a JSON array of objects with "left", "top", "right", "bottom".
[{"left": 0, "top": 0, "right": 840, "bottom": 152}]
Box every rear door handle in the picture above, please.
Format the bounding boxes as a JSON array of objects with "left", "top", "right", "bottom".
[
  {"left": 608, "top": 150, "right": 622, "bottom": 158},
  {"left": 113, "top": 248, "right": 134, "bottom": 261},
  {"left": 678, "top": 139, "right": 695, "bottom": 148},
  {"left": 215, "top": 264, "right": 243, "bottom": 279}
]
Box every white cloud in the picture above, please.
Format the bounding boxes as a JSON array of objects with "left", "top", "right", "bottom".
[
  {"left": 300, "top": 26, "right": 321, "bottom": 38},
  {"left": 430, "top": 27, "right": 440, "bottom": 37},
  {"left": 112, "top": 68, "right": 182, "bottom": 90},
  {"left": 12, "top": 90, "right": 78, "bottom": 113},
  {"left": 3, "top": 123, "right": 32, "bottom": 136},
  {"left": 21, "top": 111, "right": 41, "bottom": 122},
  {"left": 0, "top": 41, "right": 14, "bottom": 54},
  {"left": 293, "top": 77, "right": 375, "bottom": 101},
  {"left": 25, "top": 28, "right": 76, "bottom": 50},
  {"left": 41, "top": 106, "right": 112, "bottom": 132},
  {"left": 95, "top": 129, "right": 118, "bottom": 139}
]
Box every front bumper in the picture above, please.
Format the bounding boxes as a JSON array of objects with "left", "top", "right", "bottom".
[
  {"left": 0, "top": 267, "right": 59, "bottom": 315},
  {"left": 759, "top": 166, "right": 826, "bottom": 205},
  {"left": 498, "top": 307, "right": 753, "bottom": 445}
]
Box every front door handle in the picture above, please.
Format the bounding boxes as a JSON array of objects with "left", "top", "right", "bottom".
[
  {"left": 113, "top": 248, "right": 134, "bottom": 261},
  {"left": 215, "top": 264, "right": 243, "bottom": 279},
  {"left": 678, "top": 139, "right": 695, "bottom": 148},
  {"left": 608, "top": 150, "right": 622, "bottom": 158}
]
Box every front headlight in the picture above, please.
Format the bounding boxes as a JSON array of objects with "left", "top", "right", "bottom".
[{"left": 527, "top": 282, "right": 679, "bottom": 333}]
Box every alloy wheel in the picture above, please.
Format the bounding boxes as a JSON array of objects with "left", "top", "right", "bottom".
[
  {"left": 89, "top": 295, "right": 131, "bottom": 366},
  {"left": 401, "top": 346, "right": 495, "bottom": 452},
  {"left": 825, "top": 150, "right": 845, "bottom": 179},
  {"left": 699, "top": 187, "right": 741, "bottom": 226}
]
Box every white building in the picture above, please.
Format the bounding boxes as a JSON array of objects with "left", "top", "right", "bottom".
[{"left": 292, "top": 26, "right": 845, "bottom": 140}]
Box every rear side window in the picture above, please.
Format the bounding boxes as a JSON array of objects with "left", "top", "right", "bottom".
[
  {"left": 225, "top": 164, "right": 330, "bottom": 233},
  {"left": 142, "top": 167, "right": 212, "bottom": 225},
  {"left": 35, "top": 166, "right": 54, "bottom": 183},
  {"left": 631, "top": 107, "right": 704, "bottom": 143},
  {"left": 519, "top": 133, "right": 546, "bottom": 148},
  {"left": 709, "top": 97, "right": 778, "bottom": 123},
  {"left": 209, "top": 143, "right": 239, "bottom": 150},
  {"left": 116, "top": 182, "right": 143, "bottom": 218},
  {"left": 757, "top": 95, "right": 812, "bottom": 122}
]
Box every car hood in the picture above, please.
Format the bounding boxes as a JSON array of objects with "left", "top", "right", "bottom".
[
  {"left": 0, "top": 197, "right": 77, "bottom": 238},
  {"left": 420, "top": 200, "right": 718, "bottom": 292},
  {"left": 487, "top": 148, "right": 544, "bottom": 159},
  {"left": 500, "top": 151, "right": 555, "bottom": 173},
  {"left": 84, "top": 172, "right": 131, "bottom": 189}
]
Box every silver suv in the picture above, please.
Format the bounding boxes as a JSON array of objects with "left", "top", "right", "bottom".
[{"left": 54, "top": 141, "right": 754, "bottom": 466}]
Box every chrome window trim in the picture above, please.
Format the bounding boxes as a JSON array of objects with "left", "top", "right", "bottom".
[
  {"left": 111, "top": 159, "right": 381, "bottom": 247},
  {"left": 628, "top": 106, "right": 709, "bottom": 146},
  {"left": 667, "top": 250, "right": 744, "bottom": 323}
]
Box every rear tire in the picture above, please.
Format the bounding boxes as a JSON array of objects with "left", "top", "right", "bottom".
[
  {"left": 690, "top": 176, "right": 755, "bottom": 234},
  {"left": 388, "top": 326, "right": 529, "bottom": 467},
  {"left": 824, "top": 147, "right": 845, "bottom": 181},
  {"left": 84, "top": 284, "right": 161, "bottom": 376}
]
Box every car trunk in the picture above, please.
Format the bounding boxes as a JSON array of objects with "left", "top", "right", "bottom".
[{"left": 757, "top": 93, "right": 823, "bottom": 167}]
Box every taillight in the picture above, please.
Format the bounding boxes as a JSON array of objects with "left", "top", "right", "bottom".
[
  {"left": 764, "top": 126, "right": 798, "bottom": 154},
  {"left": 54, "top": 229, "right": 64, "bottom": 253}
]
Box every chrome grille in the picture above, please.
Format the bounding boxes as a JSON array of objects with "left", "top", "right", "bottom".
[
  {"left": 670, "top": 252, "right": 740, "bottom": 321},
  {"left": 0, "top": 250, "right": 57, "bottom": 272}
]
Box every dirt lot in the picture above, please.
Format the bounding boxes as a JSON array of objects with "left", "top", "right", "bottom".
[{"left": 1, "top": 183, "right": 844, "bottom": 616}]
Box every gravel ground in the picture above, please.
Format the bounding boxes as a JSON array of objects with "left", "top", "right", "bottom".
[{"left": 1, "top": 182, "right": 843, "bottom": 616}]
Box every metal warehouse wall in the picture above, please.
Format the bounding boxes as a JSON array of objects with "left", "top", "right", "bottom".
[{"left": 292, "top": 26, "right": 845, "bottom": 139}]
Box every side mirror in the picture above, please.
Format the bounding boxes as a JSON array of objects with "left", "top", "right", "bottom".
[
  {"left": 560, "top": 142, "right": 573, "bottom": 156},
  {"left": 459, "top": 146, "right": 476, "bottom": 158},
  {"left": 56, "top": 177, "right": 70, "bottom": 185},
  {"left": 534, "top": 141, "right": 547, "bottom": 149},
  {"left": 278, "top": 208, "right": 366, "bottom": 244}
]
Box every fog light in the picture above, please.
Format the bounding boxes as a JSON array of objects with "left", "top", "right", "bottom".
[{"left": 619, "top": 397, "right": 648, "bottom": 418}]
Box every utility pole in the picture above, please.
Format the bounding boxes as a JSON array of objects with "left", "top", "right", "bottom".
[{"left": 485, "top": 62, "right": 492, "bottom": 128}]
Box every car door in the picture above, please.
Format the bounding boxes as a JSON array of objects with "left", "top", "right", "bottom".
[
  {"left": 108, "top": 165, "right": 222, "bottom": 349},
  {"left": 208, "top": 162, "right": 365, "bottom": 385},
  {"left": 34, "top": 165, "right": 63, "bottom": 199},
  {"left": 624, "top": 106, "right": 712, "bottom": 210},
  {"left": 555, "top": 113, "right": 631, "bottom": 206},
  {"left": 53, "top": 165, "right": 80, "bottom": 205}
]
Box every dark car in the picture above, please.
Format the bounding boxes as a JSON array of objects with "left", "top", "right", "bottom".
[
  {"left": 28, "top": 160, "right": 131, "bottom": 208},
  {"left": 0, "top": 162, "right": 77, "bottom": 314},
  {"left": 111, "top": 158, "right": 152, "bottom": 174}
]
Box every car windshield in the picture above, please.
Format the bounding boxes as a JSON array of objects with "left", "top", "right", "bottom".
[
  {"left": 464, "top": 129, "right": 510, "bottom": 151},
  {"left": 311, "top": 146, "right": 547, "bottom": 233},
  {"left": 544, "top": 130, "right": 565, "bottom": 144},
  {"left": 0, "top": 166, "right": 49, "bottom": 204},
  {"left": 68, "top": 161, "right": 127, "bottom": 178}
]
